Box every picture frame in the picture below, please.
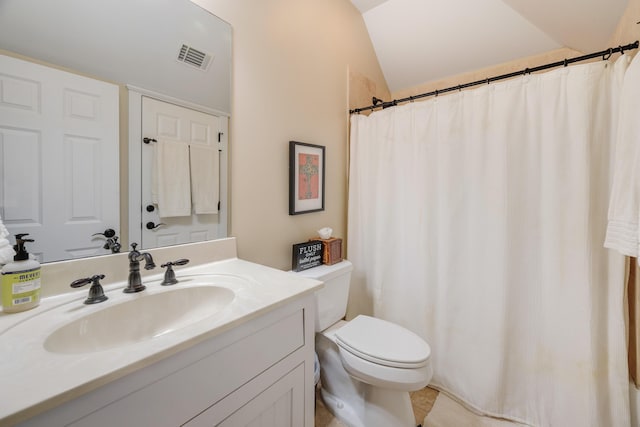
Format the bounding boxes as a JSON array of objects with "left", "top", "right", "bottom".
[{"left": 289, "top": 141, "right": 325, "bottom": 215}]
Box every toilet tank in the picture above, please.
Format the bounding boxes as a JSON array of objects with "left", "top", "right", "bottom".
[{"left": 293, "top": 260, "right": 353, "bottom": 332}]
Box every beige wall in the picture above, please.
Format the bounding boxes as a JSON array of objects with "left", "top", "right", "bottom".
[
  {"left": 392, "top": 0, "right": 640, "bottom": 102},
  {"left": 191, "top": 0, "right": 388, "bottom": 270},
  {"left": 193, "top": 0, "right": 640, "bottom": 415},
  {"left": 609, "top": 0, "right": 640, "bottom": 48},
  {"left": 391, "top": 46, "right": 581, "bottom": 101},
  {"left": 189, "top": 0, "right": 640, "bottom": 272}
]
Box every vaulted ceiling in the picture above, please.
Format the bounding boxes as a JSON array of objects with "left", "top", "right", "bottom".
[{"left": 351, "top": 0, "right": 629, "bottom": 93}]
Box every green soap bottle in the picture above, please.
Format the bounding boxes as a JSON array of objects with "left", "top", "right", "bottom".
[{"left": 1, "top": 234, "right": 41, "bottom": 313}]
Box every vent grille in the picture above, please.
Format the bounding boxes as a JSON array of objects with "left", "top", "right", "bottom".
[{"left": 177, "top": 44, "right": 213, "bottom": 70}]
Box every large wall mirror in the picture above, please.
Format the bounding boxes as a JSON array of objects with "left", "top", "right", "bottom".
[{"left": 0, "top": 0, "right": 231, "bottom": 263}]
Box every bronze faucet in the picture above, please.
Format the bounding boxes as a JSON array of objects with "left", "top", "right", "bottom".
[{"left": 124, "top": 243, "right": 155, "bottom": 293}]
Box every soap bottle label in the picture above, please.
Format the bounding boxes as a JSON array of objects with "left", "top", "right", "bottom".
[{"left": 1, "top": 267, "right": 41, "bottom": 308}]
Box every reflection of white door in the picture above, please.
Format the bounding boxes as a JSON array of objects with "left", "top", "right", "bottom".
[
  {"left": 0, "top": 55, "right": 119, "bottom": 262},
  {"left": 141, "top": 97, "right": 223, "bottom": 249}
]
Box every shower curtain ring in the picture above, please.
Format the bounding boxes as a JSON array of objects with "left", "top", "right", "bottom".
[
  {"left": 604, "top": 48, "right": 613, "bottom": 60},
  {"left": 435, "top": 89, "right": 439, "bottom": 97},
  {"left": 563, "top": 58, "right": 568, "bottom": 67},
  {"left": 619, "top": 45, "right": 624, "bottom": 54}
]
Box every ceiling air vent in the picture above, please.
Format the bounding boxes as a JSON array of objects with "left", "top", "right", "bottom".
[{"left": 176, "top": 44, "right": 213, "bottom": 71}]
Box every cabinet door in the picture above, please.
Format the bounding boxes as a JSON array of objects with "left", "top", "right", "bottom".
[{"left": 186, "top": 364, "right": 305, "bottom": 427}]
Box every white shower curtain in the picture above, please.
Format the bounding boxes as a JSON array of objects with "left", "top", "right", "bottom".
[{"left": 348, "top": 56, "right": 631, "bottom": 426}]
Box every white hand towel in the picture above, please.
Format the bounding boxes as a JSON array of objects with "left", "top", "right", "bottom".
[
  {"left": 0, "top": 216, "right": 9, "bottom": 240},
  {"left": 605, "top": 54, "right": 640, "bottom": 257},
  {"left": 0, "top": 215, "right": 15, "bottom": 264},
  {"left": 152, "top": 139, "right": 192, "bottom": 218},
  {"left": 189, "top": 145, "right": 219, "bottom": 214}
]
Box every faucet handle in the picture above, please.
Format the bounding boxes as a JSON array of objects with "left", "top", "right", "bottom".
[
  {"left": 160, "top": 259, "right": 190, "bottom": 286},
  {"left": 92, "top": 229, "right": 121, "bottom": 253},
  {"left": 105, "top": 236, "right": 121, "bottom": 253},
  {"left": 70, "top": 274, "right": 108, "bottom": 304},
  {"left": 164, "top": 259, "right": 190, "bottom": 267}
]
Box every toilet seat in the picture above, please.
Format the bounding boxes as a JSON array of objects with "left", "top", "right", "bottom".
[
  {"left": 335, "top": 315, "right": 430, "bottom": 369},
  {"left": 338, "top": 343, "right": 433, "bottom": 390}
]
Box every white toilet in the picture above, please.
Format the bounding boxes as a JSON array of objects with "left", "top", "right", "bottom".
[{"left": 294, "top": 260, "right": 433, "bottom": 427}]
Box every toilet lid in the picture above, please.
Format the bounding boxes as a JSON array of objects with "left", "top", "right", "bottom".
[{"left": 335, "top": 315, "right": 430, "bottom": 369}]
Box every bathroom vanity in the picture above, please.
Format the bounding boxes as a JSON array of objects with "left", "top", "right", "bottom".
[{"left": 0, "top": 238, "right": 321, "bottom": 427}]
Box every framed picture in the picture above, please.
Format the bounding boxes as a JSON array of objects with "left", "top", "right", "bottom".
[{"left": 289, "top": 141, "right": 325, "bottom": 215}]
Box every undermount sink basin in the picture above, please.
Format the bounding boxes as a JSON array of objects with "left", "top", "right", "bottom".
[{"left": 44, "top": 286, "right": 235, "bottom": 354}]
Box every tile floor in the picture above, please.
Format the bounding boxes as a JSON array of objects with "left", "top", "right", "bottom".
[{"left": 314, "top": 386, "right": 439, "bottom": 426}]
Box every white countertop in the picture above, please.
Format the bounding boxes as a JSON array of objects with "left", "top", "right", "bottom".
[{"left": 0, "top": 255, "right": 322, "bottom": 426}]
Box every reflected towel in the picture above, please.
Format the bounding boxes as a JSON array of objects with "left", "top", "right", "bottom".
[
  {"left": 152, "top": 139, "right": 191, "bottom": 218},
  {"left": 605, "top": 53, "right": 640, "bottom": 256},
  {"left": 189, "top": 145, "right": 219, "bottom": 214},
  {"left": 0, "top": 215, "right": 9, "bottom": 240}
]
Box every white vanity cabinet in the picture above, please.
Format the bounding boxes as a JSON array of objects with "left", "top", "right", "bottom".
[{"left": 18, "top": 294, "right": 316, "bottom": 427}]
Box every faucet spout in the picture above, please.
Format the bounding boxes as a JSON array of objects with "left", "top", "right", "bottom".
[
  {"left": 140, "top": 252, "right": 156, "bottom": 270},
  {"left": 124, "top": 243, "right": 155, "bottom": 293}
]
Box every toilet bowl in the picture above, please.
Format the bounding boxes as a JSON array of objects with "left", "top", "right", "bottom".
[{"left": 293, "top": 260, "right": 433, "bottom": 427}]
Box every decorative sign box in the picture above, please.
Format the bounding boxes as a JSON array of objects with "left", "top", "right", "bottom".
[{"left": 292, "top": 240, "right": 324, "bottom": 272}]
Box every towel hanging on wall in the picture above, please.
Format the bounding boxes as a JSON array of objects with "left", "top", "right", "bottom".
[
  {"left": 605, "top": 52, "right": 640, "bottom": 257},
  {"left": 189, "top": 145, "right": 219, "bottom": 214},
  {"left": 603, "top": 45, "right": 640, "bottom": 390},
  {"left": 152, "top": 139, "right": 192, "bottom": 218}
]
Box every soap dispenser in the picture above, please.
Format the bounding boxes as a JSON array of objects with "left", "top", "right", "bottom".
[{"left": 1, "top": 234, "right": 41, "bottom": 313}]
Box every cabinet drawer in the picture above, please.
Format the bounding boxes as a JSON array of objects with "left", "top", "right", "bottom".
[{"left": 69, "top": 309, "right": 305, "bottom": 427}]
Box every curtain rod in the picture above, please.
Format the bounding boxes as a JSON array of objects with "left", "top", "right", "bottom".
[{"left": 350, "top": 40, "right": 640, "bottom": 114}]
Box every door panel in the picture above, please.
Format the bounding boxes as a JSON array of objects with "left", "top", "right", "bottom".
[
  {"left": 141, "top": 97, "right": 223, "bottom": 249},
  {"left": 0, "top": 55, "right": 119, "bottom": 262}
]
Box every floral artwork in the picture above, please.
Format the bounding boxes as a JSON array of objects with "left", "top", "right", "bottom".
[
  {"left": 298, "top": 153, "right": 320, "bottom": 200},
  {"left": 289, "top": 141, "right": 325, "bottom": 215}
]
